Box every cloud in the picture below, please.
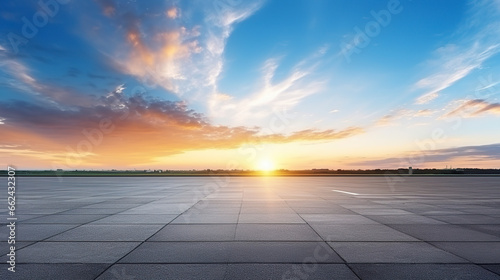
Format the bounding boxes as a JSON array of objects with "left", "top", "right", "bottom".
[
  {"left": 442, "top": 99, "right": 500, "bottom": 118},
  {"left": 374, "top": 109, "right": 435, "bottom": 127},
  {"left": 95, "top": 0, "right": 116, "bottom": 17},
  {"left": 166, "top": 7, "right": 179, "bottom": 19},
  {"left": 414, "top": 0, "right": 500, "bottom": 104},
  {"left": 375, "top": 115, "right": 393, "bottom": 127},
  {"left": 209, "top": 49, "right": 328, "bottom": 125},
  {"left": 85, "top": 0, "right": 263, "bottom": 101},
  {"left": 414, "top": 109, "right": 433, "bottom": 117},
  {"left": 0, "top": 54, "right": 94, "bottom": 106},
  {"left": 351, "top": 143, "right": 500, "bottom": 168},
  {"left": 0, "top": 89, "right": 363, "bottom": 166}
]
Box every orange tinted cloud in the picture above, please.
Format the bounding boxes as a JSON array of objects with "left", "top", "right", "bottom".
[
  {"left": 443, "top": 99, "right": 500, "bottom": 118},
  {"left": 166, "top": 7, "right": 179, "bottom": 19},
  {"left": 0, "top": 90, "right": 363, "bottom": 168}
]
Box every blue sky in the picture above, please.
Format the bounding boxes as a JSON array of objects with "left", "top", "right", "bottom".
[{"left": 1, "top": 0, "right": 500, "bottom": 170}]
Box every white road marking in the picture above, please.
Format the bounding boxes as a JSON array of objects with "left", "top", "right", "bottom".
[{"left": 332, "top": 190, "right": 360, "bottom": 196}]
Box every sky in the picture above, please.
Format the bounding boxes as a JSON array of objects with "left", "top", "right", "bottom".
[{"left": 1, "top": 0, "right": 500, "bottom": 170}]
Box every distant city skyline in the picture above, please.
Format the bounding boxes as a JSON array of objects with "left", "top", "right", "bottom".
[{"left": 1, "top": 0, "right": 500, "bottom": 170}]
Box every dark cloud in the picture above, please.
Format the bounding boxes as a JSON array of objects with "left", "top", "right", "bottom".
[{"left": 351, "top": 143, "right": 500, "bottom": 168}]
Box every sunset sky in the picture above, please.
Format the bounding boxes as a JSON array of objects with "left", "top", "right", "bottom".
[{"left": 1, "top": 0, "right": 500, "bottom": 170}]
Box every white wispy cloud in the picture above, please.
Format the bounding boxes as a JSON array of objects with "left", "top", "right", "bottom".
[
  {"left": 208, "top": 48, "right": 328, "bottom": 126},
  {"left": 414, "top": 0, "right": 500, "bottom": 104}
]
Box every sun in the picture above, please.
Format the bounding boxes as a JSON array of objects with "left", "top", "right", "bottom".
[{"left": 256, "top": 158, "right": 276, "bottom": 172}]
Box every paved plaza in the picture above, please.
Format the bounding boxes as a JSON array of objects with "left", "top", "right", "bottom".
[{"left": 1, "top": 176, "right": 500, "bottom": 279}]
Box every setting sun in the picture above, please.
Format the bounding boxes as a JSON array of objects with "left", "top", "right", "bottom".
[{"left": 256, "top": 159, "right": 276, "bottom": 172}]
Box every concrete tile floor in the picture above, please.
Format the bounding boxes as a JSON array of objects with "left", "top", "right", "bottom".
[{"left": 0, "top": 176, "right": 499, "bottom": 279}]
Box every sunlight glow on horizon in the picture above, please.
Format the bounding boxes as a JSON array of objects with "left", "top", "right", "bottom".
[{"left": 256, "top": 158, "right": 276, "bottom": 172}]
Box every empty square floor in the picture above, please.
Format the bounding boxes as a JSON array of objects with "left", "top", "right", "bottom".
[{"left": 1, "top": 176, "right": 500, "bottom": 279}]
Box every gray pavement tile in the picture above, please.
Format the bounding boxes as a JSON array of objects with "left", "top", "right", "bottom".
[
  {"left": 235, "top": 224, "right": 322, "bottom": 241},
  {"left": 47, "top": 224, "right": 163, "bottom": 241},
  {"left": 350, "top": 209, "right": 414, "bottom": 215},
  {"left": 119, "top": 203, "right": 191, "bottom": 215},
  {"left": 13, "top": 242, "right": 140, "bottom": 263},
  {"left": 172, "top": 214, "right": 239, "bottom": 224},
  {"left": 184, "top": 207, "right": 241, "bottom": 215},
  {"left": 96, "top": 264, "right": 227, "bottom": 280},
  {"left": 364, "top": 214, "right": 446, "bottom": 225},
  {"left": 463, "top": 225, "right": 500, "bottom": 238},
  {"left": 239, "top": 207, "right": 296, "bottom": 214},
  {"left": 17, "top": 209, "right": 69, "bottom": 215},
  {"left": 119, "top": 242, "right": 231, "bottom": 263},
  {"left": 291, "top": 207, "right": 355, "bottom": 214},
  {"left": 0, "top": 264, "right": 110, "bottom": 280},
  {"left": 329, "top": 242, "right": 468, "bottom": 263},
  {"left": 350, "top": 264, "right": 500, "bottom": 280},
  {"left": 59, "top": 208, "right": 127, "bottom": 215},
  {"left": 482, "top": 265, "right": 500, "bottom": 276},
  {"left": 427, "top": 215, "right": 500, "bottom": 224},
  {"left": 228, "top": 242, "right": 342, "bottom": 263},
  {"left": 340, "top": 204, "right": 392, "bottom": 209},
  {"left": 238, "top": 213, "right": 305, "bottom": 223},
  {"left": 389, "top": 224, "right": 500, "bottom": 241},
  {"left": 22, "top": 214, "right": 109, "bottom": 224},
  {"left": 107, "top": 198, "right": 157, "bottom": 204},
  {"left": 431, "top": 242, "right": 500, "bottom": 264},
  {"left": 300, "top": 214, "right": 379, "bottom": 225},
  {"left": 224, "top": 264, "right": 359, "bottom": 280},
  {"left": 413, "top": 210, "right": 468, "bottom": 215},
  {"left": 311, "top": 224, "right": 418, "bottom": 241},
  {"left": 4, "top": 214, "right": 44, "bottom": 222},
  {"left": 150, "top": 224, "right": 236, "bottom": 241},
  {"left": 0, "top": 241, "right": 34, "bottom": 255},
  {"left": 80, "top": 203, "right": 142, "bottom": 209},
  {"left": 91, "top": 214, "right": 177, "bottom": 224},
  {"left": 0, "top": 224, "right": 79, "bottom": 241}
]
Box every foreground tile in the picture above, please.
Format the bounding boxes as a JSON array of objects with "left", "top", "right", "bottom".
[
  {"left": 300, "top": 214, "right": 379, "bottom": 225},
  {"left": 22, "top": 214, "right": 109, "bottom": 224},
  {"left": 481, "top": 265, "right": 500, "bottom": 276},
  {"left": 311, "top": 224, "right": 417, "bottom": 241},
  {"left": 119, "top": 242, "right": 231, "bottom": 263},
  {"left": 329, "top": 242, "right": 467, "bottom": 263},
  {"left": 224, "top": 264, "right": 359, "bottom": 280},
  {"left": 389, "top": 224, "right": 500, "bottom": 241},
  {"left": 0, "top": 264, "right": 110, "bottom": 280},
  {"left": 0, "top": 224, "right": 79, "bottom": 241},
  {"left": 350, "top": 264, "right": 499, "bottom": 280},
  {"left": 96, "top": 264, "right": 227, "bottom": 280},
  {"left": 235, "top": 224, "right": 322, "bottom": 241},
  {"left": 431, "top": 242, "right": 500, "bottom": 263},
  {"left": 172, "top": 214, "right": 239, "bottom": 224},
  {"left": 228, "top": 242, "right": 342, "bottom": 263},
  {"left": 90, "top": 214, "right": 177, "bottom": 224},
  {"left": 47, "top": 224, "right": 163, "bottom": 241},
  {"left": 238, "top": 213, "right": 305, "bottom": 223},
  {"left": 14, "top": 242, "right": 140, "bottom": 263},
  {"left": 427, "top": 215, "right": 500, "bottom": 225},
  {"left": 350, "top": 209, "right": 413, "bottom": 215},
  {"left": 149, "top": 224, "right": 236, "bottom": 241},
  {"left": 364, "top": 214, "right": 445, "bottom": 225},
  {"left": 462, "top": 224, "right": 500, "bottom": 238}
]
